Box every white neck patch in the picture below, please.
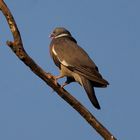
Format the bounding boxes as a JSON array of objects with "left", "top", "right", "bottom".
[{"left": 55, "top": 33, "right": 69, "bottom": 39}]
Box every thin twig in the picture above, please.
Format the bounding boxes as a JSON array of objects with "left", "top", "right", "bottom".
[{"left": 0, "top": 1, "right": 117, "bottom": 140}]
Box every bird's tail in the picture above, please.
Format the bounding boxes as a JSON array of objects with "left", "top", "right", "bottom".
[{"left": 81, "top": 77, "right": 101, "bottom": 109}]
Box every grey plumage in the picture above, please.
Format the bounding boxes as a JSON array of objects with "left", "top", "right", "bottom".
[{"left": 49, "top": 27, "right": 109, "bottom": 109}]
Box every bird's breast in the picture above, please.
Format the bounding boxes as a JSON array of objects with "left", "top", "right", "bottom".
[{"left": 50, "top": 45, "right": 61, "bottom": 68}]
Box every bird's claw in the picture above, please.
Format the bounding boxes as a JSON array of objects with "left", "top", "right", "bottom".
[
  {"left": 53, "top": 76, "right": 59, "bottom": 85},
  {"left": 61, "top": 82, "right": 68, "bottom": 88},
  {"left": 53, "top": 75, "right": 65, "bottom": 86}
]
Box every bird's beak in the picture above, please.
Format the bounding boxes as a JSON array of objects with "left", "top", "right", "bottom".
[{"left": 49, "top": 33, "right": 55, "bottom": 39}]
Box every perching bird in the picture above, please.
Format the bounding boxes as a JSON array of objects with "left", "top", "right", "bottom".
[{"left": 49, "top": 27, "right": 109, "bottom": 109}]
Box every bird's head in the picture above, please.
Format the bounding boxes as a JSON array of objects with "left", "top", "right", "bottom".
[{"left": 50, "top": 27, "right": 72, "bottom": 39}]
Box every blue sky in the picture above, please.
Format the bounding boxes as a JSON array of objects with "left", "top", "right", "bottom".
[{"left": 0, "top": 0, "right": 139, "bottom": 140}]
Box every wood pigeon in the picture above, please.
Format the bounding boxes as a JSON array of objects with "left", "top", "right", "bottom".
[{"left": 49, "top": 27, "right": 109, "bottom": 109}]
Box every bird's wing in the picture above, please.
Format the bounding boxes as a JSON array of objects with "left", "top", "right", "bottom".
[{"left": 52, "top": 38, "right": 108, "bottom": 85}]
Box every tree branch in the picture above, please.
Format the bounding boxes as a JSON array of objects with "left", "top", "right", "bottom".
[{"left": 0, "top": 1, "right": 117, "bottom": 140}]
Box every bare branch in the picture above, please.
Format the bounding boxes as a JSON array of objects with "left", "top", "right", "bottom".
[{"left": 0, "top": 1, "right": 117, "bottom": 140}]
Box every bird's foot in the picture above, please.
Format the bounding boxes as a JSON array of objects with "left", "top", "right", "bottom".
[
  {"left": 61, "top": 82, "right": 69, "bottom": 88},
  {"left": 53, "top": 75, "right": 64, "bottom": 86},
  {"left": 51, "top": 75, "right": 64, "bottom": 93}
]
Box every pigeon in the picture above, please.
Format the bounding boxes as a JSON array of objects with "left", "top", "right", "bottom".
[{"left": 49, "top": 27, "right": 109, "bottom": 109}]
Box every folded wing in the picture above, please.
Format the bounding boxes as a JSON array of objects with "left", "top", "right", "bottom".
[{"left": 52, "top": 38, "right": 109, "bottom": 86}]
